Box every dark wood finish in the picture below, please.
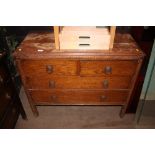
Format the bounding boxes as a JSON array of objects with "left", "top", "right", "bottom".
[
  {"left": 14, "top": 31, "right": 145, "bottom": 117},
  {"left": 30, "top": 90, "right": 128, "bottom": 105},
  {"left": 0, "top": 52, "right": 27, "bottom": 129},
  {"left": 20, "top": 60, "right": 77, "bottom": 76},
  {"left": 16, "top": 60, "right": 39, "bottom": 116},
  {"left": 14, "top": 33, "right": 144, "bottom": 60},
  {"left": 120, "top": 59, "right": 143, "bottom": 117},
  {"left": 26, "top": 76, "right": 132, "bottom": 90},
  {"left": 80, "top": 60, "right": 137, "bottom": 76}
]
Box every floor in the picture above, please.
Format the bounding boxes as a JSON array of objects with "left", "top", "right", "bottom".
[
  {"left": 15, "top": 88, "right": 155, "bottom": 129},
  {"left": 135, "top": 101, "right": 155, "bottom": 128}
]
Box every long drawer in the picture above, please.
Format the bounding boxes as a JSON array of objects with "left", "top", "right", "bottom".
[
  {"left": 20, "top": 60, "right": 77, "bottom": 76},
  {"left": 26, "top": 76, "right": 132, "bottom": 89},
  {"left": 80, "top": 60, "right": 137, "bottom": 76},
  {"left": 30, "top": 90, "right": 128, "bottom": 105}
]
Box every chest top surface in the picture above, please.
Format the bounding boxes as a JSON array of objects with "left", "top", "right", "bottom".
[{"left": 14, "top": 31, "right": 145, "bottom": 60}]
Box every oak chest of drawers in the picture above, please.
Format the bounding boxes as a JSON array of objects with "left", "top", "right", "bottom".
[{"left": 14, "top": 31, "right": 145, "bottom": 117}]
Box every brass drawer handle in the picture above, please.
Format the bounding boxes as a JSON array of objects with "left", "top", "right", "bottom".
[
  {"left": 100, "top": 95, "right": 107, "bottom": 101},
  {"left": 103, "top": 80, "right": 109, "bottom": 88},
  {"left": 49, "top": 80, "right": 55, "bottom": 88},
  {"left": 104, "top": 66, "right": 112, "bottom": 74},
  {"left": 46, "top": 65, "right": 53, "bottom": 74}
]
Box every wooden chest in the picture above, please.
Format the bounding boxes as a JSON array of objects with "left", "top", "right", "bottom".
[{"left": 14, "top": 31, "right": 145, "bottom": 117}]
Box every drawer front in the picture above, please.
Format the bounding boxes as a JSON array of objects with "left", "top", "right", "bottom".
[
  {"left": 60, "top": 35, "right": 110, "bottom": 43},
  {"left": 30, "top": 90, "right": 128, "bottom": 105},
  {"left": 80, "top": 60, "right": 137, "bottom": 76},
  {"left": 60, "top": 27, "right": 110, "bottom": 50},
  {"left": 59, "top": 34, "right": 110, "bottom": 50},
  {"left": 26, "top": 76, "right": 131, "bottom": 89},
  {"left": 20, "top": 60, "right": 77, "bottom": 76},
  {"left": 61, "top": 26, "right": 110, "bottom": 35},
  {"left": 60, "top": 41, "right": 110, "bottom": 50}
]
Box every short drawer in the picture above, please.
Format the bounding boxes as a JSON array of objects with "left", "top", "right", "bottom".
[
  {"left": 30, "top": 90, "right": 128, "bottom": 105},
  {"left": 20, "top": 60, "right": 77, "bottom": 76},
  {"left": 26, "top": 76, "right": 132, "bottom": 89},
  {"left": 60, "top": 41, "right": 110, "bottom": 50},
  {"left": 80, "top": 60, "right": 137, "bottom": 76},
  {"left": 59, "top": 35, "right": 110, "bottom": 44},
  {"left": 59, "top": 34, "right": 110, "bottom": 50}
]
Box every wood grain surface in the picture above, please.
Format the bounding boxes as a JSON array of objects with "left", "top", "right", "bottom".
[
  {"left": 30, "top": 89, "right": 128, "bottom": 105},
  {"left": 14, "top": 31, "right": 145, "bottom": 117},
  {"left": 25, "top": 76, "right": 132, "bottom": 90}
]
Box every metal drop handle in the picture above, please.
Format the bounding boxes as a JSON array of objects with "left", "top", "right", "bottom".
[
  {"left": 104, "top": 66, "right": 112, "bottom": 74},
  {"left": 103, "top": 80, "right": 109, "bottom": 88},
  {"left": 46, "top": 65, "right": 53, "bottom": 74}
]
